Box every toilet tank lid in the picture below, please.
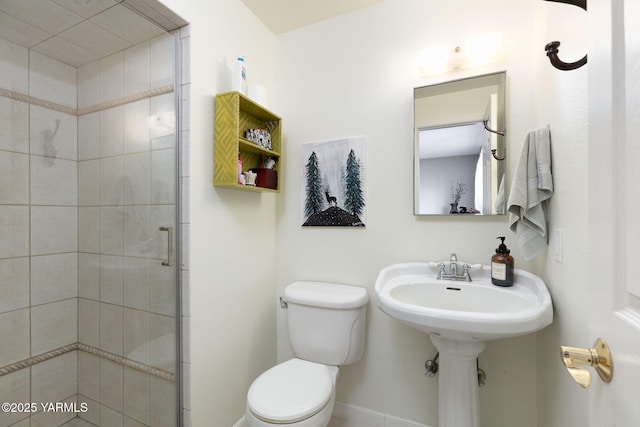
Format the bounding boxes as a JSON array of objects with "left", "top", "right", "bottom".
[{"left": 285, "top": 281, "right": 369, "bottom": 309}]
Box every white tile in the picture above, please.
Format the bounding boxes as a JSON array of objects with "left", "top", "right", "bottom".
[
  {"left": 100, "top": 403, "right": 123, "bottom": 427},
  {"left": 123, "top": 152, "right": 150, "bottom": 205},
  {"left": 99, "top": 51, "right": 124, "bottom": 104},
  {"left": 29, "top": 50, "right": 77, "bottom": 108},
  {"left": 149, "top": 261, "right": 175, "bottom": 316},
  {"left": 31, "top": 35, "right": 99, "bottom": 68},
  {"left": 99, "top": 255, "right": 123, "bottom": 305},
  {"left": 79, "top": 160, "right": 100, "bottom": 206},
  {"left": 123, "top": 41, "right": 150, "bottom": 96},
  {"left": 78, "top": 112, "right": 100, "bottom": 160},
  {"left": 0, "top": 97, "right": 29, "bottom": 153},
  {"left": 58, "top": 20, "right": 129, "bottom": 61},
  {"left": 123, "top": 257, "right": 150, "bottom": 312},
  {"left": 0, "top": 0, "right": 83, "bottom": 35},
  {"left": 123, "top": 99, "right": 150, "bottom": 154},
  {"left": 0, "top": 257, "right": 29, "bottom": 313},
  {"left": 149, "top": 93, "right": 175, "bottom": 142},
  {"left": 78, "top": 351, "right": 100, "bottom": 410},
  {"left": 0, "top": 206, "right": 29, "bottom": 258},
  {"left": 124, "top": 206, "right": 150, "bottom": 257},
  {"left": 78, "top": 351, "right": 100, "bottom": 402},
  {"left": 149, "top": 314, "right": 175, "bottom": 373},
  {"left": 148, "top": 205, "right": 174, "bottom": 260},
  {"left": 78, "top": 253, "right": 100, "bottom": 300},
  {"left": 99, "top": 358, "right": 123, "bottom": 412},
  {"left": 99, "top": 106, "right": 123, "bottom": 158},
  {"left": 78, "top": 61, "right": 100, "bottom": 110},
  {"left": 79, "top": 207, "right": 100, "bottom": 253},
  {"left": 0, "top": 308, "right": 29, "bottom": 366},
  {"left": 151, "top": 148, "right": 175, "bottom": 205},
  {"left": 123, "top": 308, "right": 150, "bottom": 364},
  {"left": 29, "top": 105, "right": 77, "bottom": 160},
  {"left": 31, "top": 253, "right": 78, "bottom": 305},
  {"left": 99, "top": 303, "right": 123, "bottom": 355},
  {"left": 30, "top": 155, "right": 78, "bottom": 206},
  {"left": 0, "top": 151, "right": 29, "bottom": 204},
  {"left": 31, "top": 206, "right": 77, "bottom": 255},
  {"left": 31, "top": 299, "right": 77, "bottom": 354},
  {"left": 31, "top": 351, "right": 77, "bottom": 404},
  {"left": 99, "top": 207, "right": 124, "bottom": 255},
  {"left": 149, "top": 376, "right": 175, "bottom": 427},
  {"left": 78, "top": 298, "right": 100, "bottom": 348},
  {"left": 52, "top": 0, "right": 118, "bottom": 19},
  {"left": 0, "top": 369, "right": 30, "bottom": 427},
  {"left": 149, "top": 34, "right": 174, "bottom": 89},
  {"left": 0, "top": 38, "right": 29, "bottom": 93},
  {"left": 123, "top": 367, "right": 150, "bottom": 425},
  {"left": 78, "top": 396, "right": 100, "bottom": 426},
  {"left": 99, "top": 156, "right": 124, "bottom": 206},
  {"left": 91, "top": 4, "right": 165, "bottom": 46}
]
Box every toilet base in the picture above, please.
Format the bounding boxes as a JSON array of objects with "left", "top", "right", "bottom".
[{"left": 246, "top": 393, "right": 335, "bottom": 427}]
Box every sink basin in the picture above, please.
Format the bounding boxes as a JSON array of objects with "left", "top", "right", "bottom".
[
  {"left": 375, "top": 262, "right": 554, "bottom": 427},
  {"left": 374, "top": 261, "right": 553, "bottom": 427},
  {"left": 374, "top": 262, "right": 553, "bottom": 341}
]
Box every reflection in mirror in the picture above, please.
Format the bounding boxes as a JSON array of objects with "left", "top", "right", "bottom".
[{"left": 414, "top": 72, "right": 506, "bottom": 216}]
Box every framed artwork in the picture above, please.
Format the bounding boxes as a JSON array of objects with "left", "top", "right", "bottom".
[{"left": 301, "top": 137, "right": 366, "bottom": 227}]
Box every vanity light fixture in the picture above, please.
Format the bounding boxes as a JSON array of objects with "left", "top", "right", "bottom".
[{"left": 417, "top": 32, "right": 505, "bottom": 77}]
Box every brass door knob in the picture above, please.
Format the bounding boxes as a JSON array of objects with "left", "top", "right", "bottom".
[{"left": 560, "top": 338, "right": 613, "bottom": 388}]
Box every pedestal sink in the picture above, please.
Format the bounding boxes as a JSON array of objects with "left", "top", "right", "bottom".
[{"left": 374, "top": 262, "right": 553, "bottom": 427}]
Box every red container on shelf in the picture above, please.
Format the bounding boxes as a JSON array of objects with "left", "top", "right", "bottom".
[{"left": 250, "top": 168, "right": 278, "bottom": 189}]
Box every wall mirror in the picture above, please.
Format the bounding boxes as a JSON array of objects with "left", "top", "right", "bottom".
[{"left": 414, "top": 71, "right": 507, "bottom": 215}]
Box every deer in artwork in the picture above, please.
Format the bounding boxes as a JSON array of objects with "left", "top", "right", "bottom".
[{"left": 325, "top": 188, "right": 337, "bottom": 207}]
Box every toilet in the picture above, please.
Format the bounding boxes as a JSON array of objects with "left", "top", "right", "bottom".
[{"left": 246, "top": 281, "right": 368, "bottom": 427}]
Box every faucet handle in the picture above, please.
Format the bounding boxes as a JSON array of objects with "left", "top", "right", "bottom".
[{"left": 450, "top": 253, "right": 457, "bottom": 261}]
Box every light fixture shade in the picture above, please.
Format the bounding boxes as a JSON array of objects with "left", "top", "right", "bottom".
[{"left": 418, "top": 32, "right": 505, "bottom": 77}]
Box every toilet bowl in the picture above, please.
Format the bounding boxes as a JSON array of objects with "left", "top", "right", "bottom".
[
  {"left": 245, "top": 281, "right": 368, "bottom": 427},
  {"left": 246, "top": 359, "right": 338, "bottom": 426}
]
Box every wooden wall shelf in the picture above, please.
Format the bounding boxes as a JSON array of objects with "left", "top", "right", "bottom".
[{"left": 214, "top": 91, "right": 281, "bottom": 192}]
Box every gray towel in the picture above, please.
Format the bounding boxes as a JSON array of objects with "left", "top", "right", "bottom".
[{"left": 507, "top": 128, "right": 553, "bottom": 260}]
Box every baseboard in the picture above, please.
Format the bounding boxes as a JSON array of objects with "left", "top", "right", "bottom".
[
  {"left": 333, "top": 401, "right": 432, "bottom": 427},
  {"left": 232, "top": 415, "right": 247, "bottom": 427},
  {"left": 233, "top": 402, "right": 432, "bottom": 427}
]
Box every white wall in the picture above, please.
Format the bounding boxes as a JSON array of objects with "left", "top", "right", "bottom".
[
  {"left": 276, "top": 0, "right": 552, "bottom": 427},
  {"left": 533, "top": 1, "right": 589, "bottom": 426},
  {"left": 161, "top": 0, "right": 590, "bottom": 424},
  {"left": 165, "top": 0, "right": 280, "bottom": 425}
]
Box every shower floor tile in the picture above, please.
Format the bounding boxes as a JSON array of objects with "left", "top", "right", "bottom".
[{"left": 59, "top": 417, "right": 98, "bottom": 427}]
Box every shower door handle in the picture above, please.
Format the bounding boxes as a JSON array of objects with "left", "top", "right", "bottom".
[{"left": 159, "top": 226, "right": 174, "bottom": 266}]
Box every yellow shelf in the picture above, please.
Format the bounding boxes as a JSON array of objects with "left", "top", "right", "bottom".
[{"left": 213, "top": 92, "right": 282, "bottom": 192}]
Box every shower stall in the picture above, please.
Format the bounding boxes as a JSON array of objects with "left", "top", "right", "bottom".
[{"left": 0, "top": 1, "right": 186, "bottom": 426}]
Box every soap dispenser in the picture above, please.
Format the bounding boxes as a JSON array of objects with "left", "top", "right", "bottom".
[{"left": 491, "top": 236, "right": 514, "bottom": 287}]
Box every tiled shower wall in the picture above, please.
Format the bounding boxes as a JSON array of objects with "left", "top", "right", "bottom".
[
  {"left": 0, "top": 31, "right": 178, "bottom": 426},
  {"left": 0, "top": 37, "right": 80, "bottom": 427}
]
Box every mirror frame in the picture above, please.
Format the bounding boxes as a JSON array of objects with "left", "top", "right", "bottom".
[{"left": 413, "top": 71, "right": 507, "bottom": 216}]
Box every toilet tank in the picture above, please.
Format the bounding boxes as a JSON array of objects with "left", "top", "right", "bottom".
[{"left": 284, "top": 281, "right": 368, "bottom": 366}]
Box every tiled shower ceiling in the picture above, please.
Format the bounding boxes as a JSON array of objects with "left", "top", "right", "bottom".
[{"left": 0, "top": 0, "right": 186, "bottom": 67}]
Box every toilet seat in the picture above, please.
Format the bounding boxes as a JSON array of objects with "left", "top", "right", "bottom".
[{"left": 247, "top": 358, "right": 333, "bottom": 423}]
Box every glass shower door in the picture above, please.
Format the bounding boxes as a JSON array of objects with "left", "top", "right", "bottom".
[{"left": 0, "top": 2, "right": 180, "bottom": 426}]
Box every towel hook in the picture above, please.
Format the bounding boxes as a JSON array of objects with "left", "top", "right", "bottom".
[
  {"left": 491, "top": 148, "right": 506, "bottom": 161},
  {"left": 543, "top": 0, "right": 587, "bottom": 71},
  {"left": 482, "top": 120, "right": 506, "bottom": 137}
]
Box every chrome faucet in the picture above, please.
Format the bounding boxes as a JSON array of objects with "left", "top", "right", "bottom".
[
  {"left": 449, "top": 253, "right": 458, "bottom": 276},
  {"left": 436, "top": 253, "right": 472, "bottom": 282}
]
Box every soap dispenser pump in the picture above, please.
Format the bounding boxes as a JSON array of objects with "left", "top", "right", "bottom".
[{"left": 491, "top": 236, "right": 514, "bottom": 287}]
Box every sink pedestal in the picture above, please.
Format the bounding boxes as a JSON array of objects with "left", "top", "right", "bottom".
[{"left": 431, "top": 335, "right": 486, "bottom": 427}]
